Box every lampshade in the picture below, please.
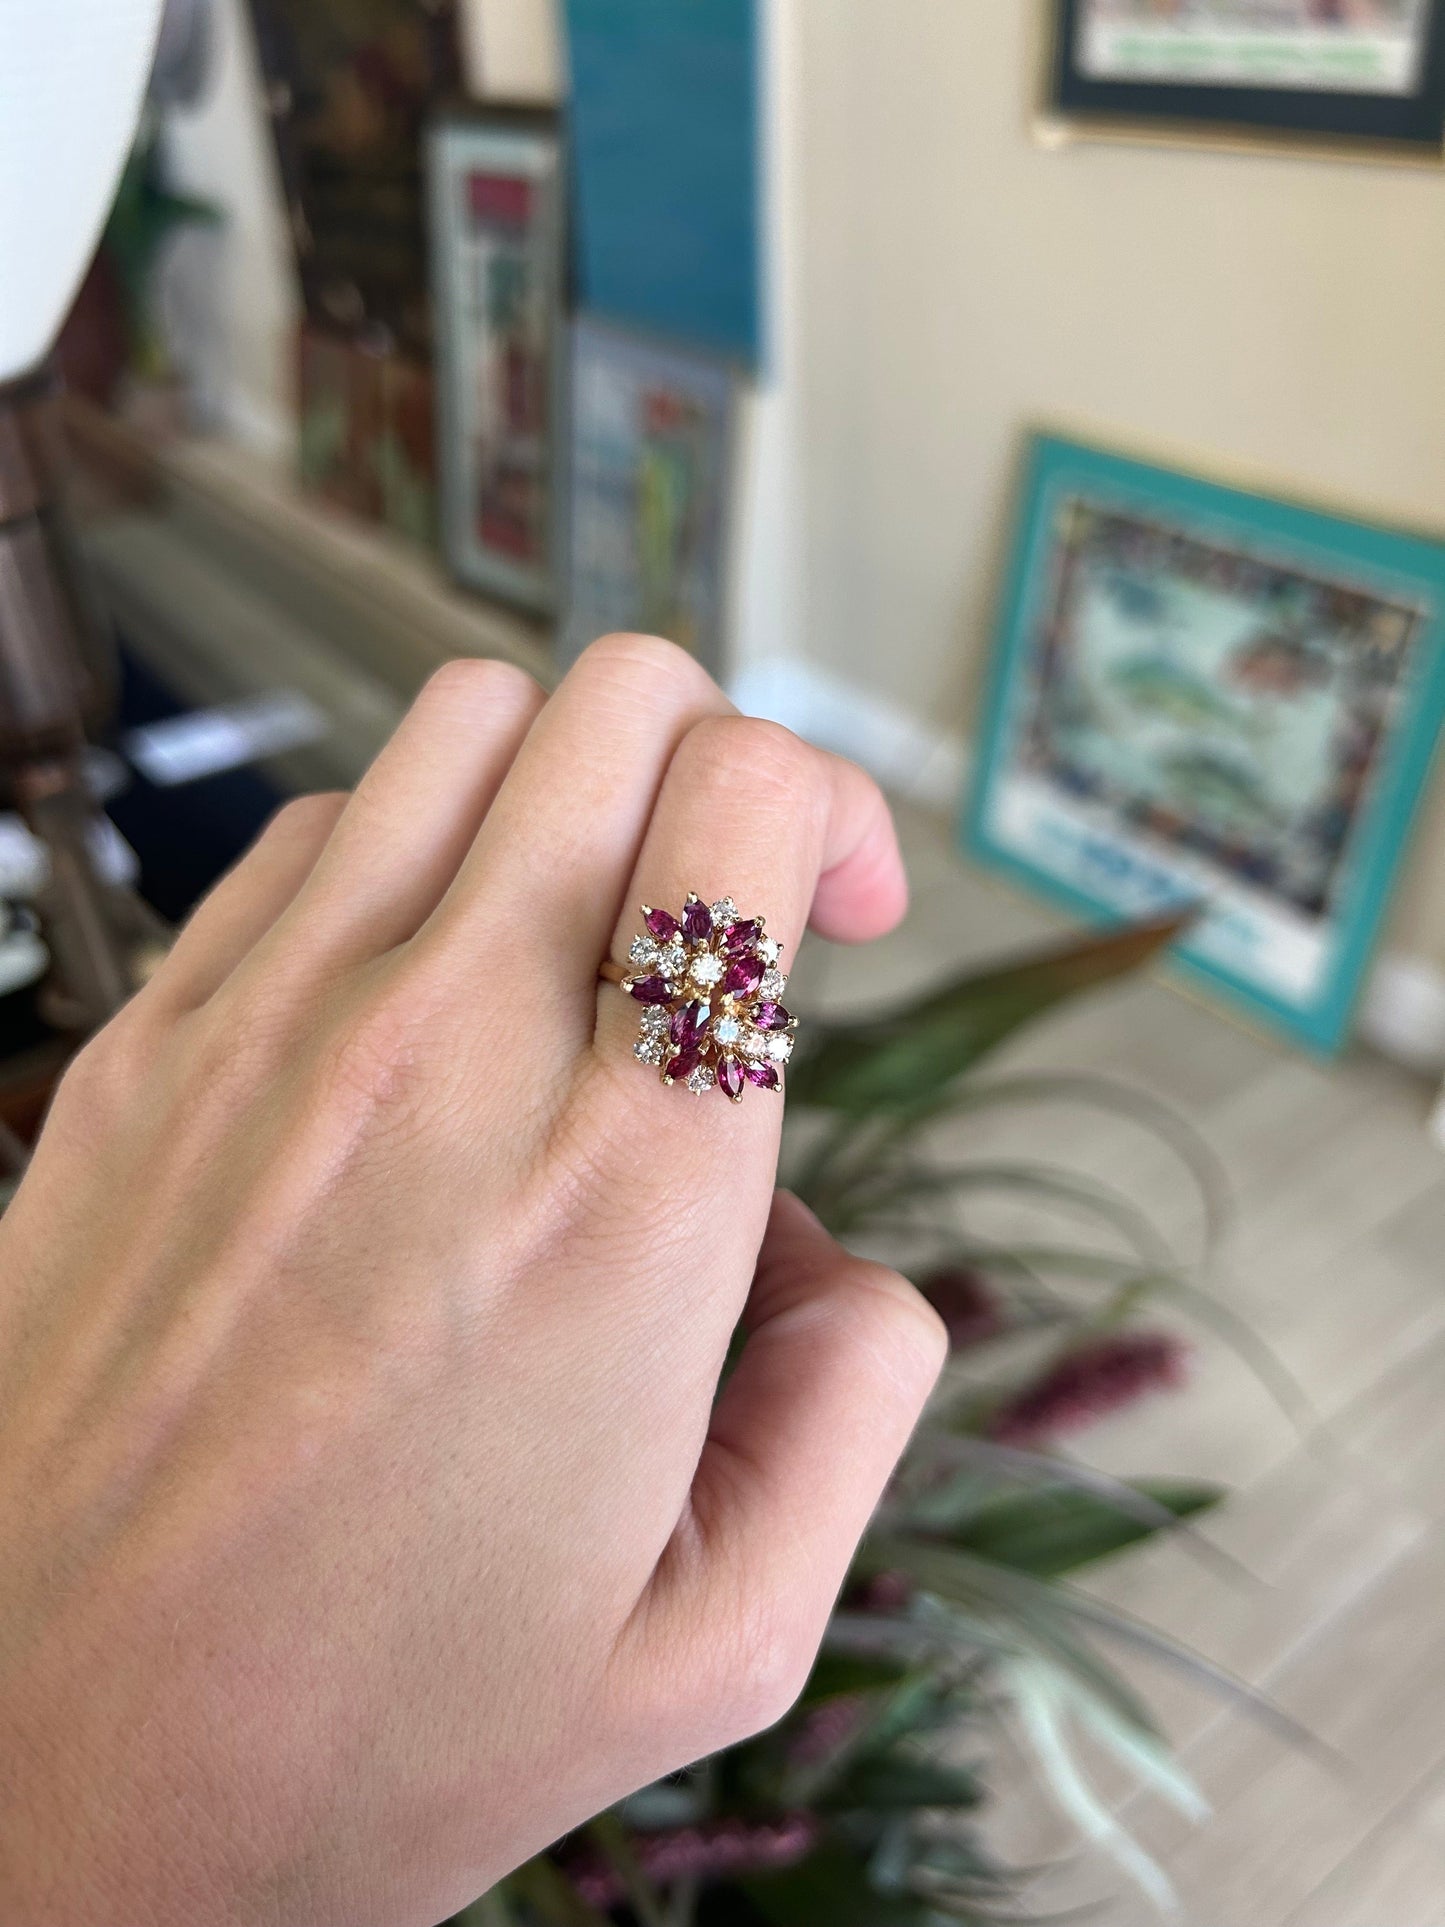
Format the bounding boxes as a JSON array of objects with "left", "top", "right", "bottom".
[{"left": 0, "top": 0, "right": 165, "bottom": 384}]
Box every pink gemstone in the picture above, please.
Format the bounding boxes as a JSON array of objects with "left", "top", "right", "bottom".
[
  {"left": 644, "top": 907, "right": 680, "bottom": 941},
  {"left": 723, "top": 955, "right": 764, "bottom": 997},
  {"left": 670, "top": 1000, "right": 708, "bottom": 1047},
  {"left": 743, "top": 1061, "right": 779, "bottom": 1090},
  {"left": 755, "top": 1002, "right": 792, "bottom": 1031},
  {"left": 629, "top": 975, "right": 673, "bottom": 1005},
  {"left": 717, "top": 1058, "right": 744, "bottom": 1101},
  {"left": 725, "top": 918, "right": 761, "bottom": 953},
  {"left": 664, "top": 1051, "right": 700, "bottom": 1082},
  {"left": 682, "top": 897, "right": 713, "bottom": 943}
]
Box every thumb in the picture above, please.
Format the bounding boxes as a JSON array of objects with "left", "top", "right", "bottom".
[{"left": 635, "top": 1192, "right": 946, "bottom": 1745}]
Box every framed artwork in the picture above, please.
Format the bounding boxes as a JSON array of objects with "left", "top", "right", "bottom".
[
  {"left": 1043, "top": 0, "right": 1445, "bottom": 160},
  {"left": 297, "top": 323, "right": 437, "bottom": 546},
  {"left": 560, "top": 318, "right": 738, "bottom": 676},
  {"left": 247, "top": 0, "right": 462, "bottom": 356},
  {"left": 965, "top": 432, "right": 1445, "bottom": 1053},
  {"left": 427, "top": 110, "right": 566, "bottom": 612}
]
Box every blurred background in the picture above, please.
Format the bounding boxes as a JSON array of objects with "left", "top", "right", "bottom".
[{"left": 14, "top": 1, "right": 1445, "bottom": 1922}]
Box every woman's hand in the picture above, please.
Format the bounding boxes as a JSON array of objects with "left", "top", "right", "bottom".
[{"left": 0, "top": 637, "right": 945, "bottom": 1927}]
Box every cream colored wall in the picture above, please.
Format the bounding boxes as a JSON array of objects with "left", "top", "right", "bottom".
[{"left": 793, "top": 0, "right": 1445, "bottom": 964}]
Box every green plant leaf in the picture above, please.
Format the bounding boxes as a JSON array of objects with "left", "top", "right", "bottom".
[
  {"left": 448, "top": 1891, "right": 521, "bottom": 1926},
  {"left": 824, "top": 1752, "right": 986, "bottom": 1813},
  {"left": 741, "top": 1844, "right": 935, "bottom": 1925},
  {"left": 832, "top": 1160, "right": 1176, "bottom": 1263},
  {"left": 934, "top": 1478, "right": 1221, "bottom": 1578},
  {"left": 788, "top": 915, "right": 1190, "bottom": 1116},
  {"left": 797, "top": 1650, "right": 916, "bottom": 1705},
  {"left": 586, "top": 1812, "right": 670, "bottom": 1927},
  {"left": 948, "top": 1071, "right": 1233, "bottom": 1266},
  {"left": 864, "top": 1535, "right": 1329, "bottom": 1763},
  {"left": 500, "top": 1856, "right": 614, "bottom": 1927},
  {"left": 901, "top": 1436, "right": 1245, "bottom": 1587},
  {"left": 1005, "top": 1655, "right": 1180, "bottom": 1916}
]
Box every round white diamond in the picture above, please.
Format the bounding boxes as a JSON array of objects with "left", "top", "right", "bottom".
[
  {"left": 757, "top": 936, "right": 779, "bottom": 965},
  {"left": 766, "top": 1032, "right": 794, "bottom": 1063},
  {"left": 634, "top": 1036, "right": 666, "bottom": 1065},
  {"left": 690, "top": 953, "right": 724, "bottom": 987},
  {"left": 760, "top": 969, "right": 787, "bottom": 1001},
  {"left": 629, "top": 935, "right": 659, "bottom": 967},
  {"left": 710, "top": 897, "right": 738, "bottom": 928},
  {"left": 660, "top": 944, "right": 687, "bottom": 977},
  {"left": 640, "top": 1005, "right": 671, "bottom": 1036},
  {"left": 739, "top": 1031, "right": 767, "bottom": 1060},
  {"left": 686, "top": 1065, "right": 715, "bottom": 1094},
  {"left": 713, "top": 1014, "right": 742, "bottom": 1047}
]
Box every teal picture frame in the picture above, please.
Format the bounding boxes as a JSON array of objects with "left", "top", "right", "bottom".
[{"left": 964, "top": 432, "right": 1445, "bottom": 1054}]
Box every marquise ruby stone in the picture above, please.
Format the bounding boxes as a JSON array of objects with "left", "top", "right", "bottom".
[
  {"left": 723, "top": 955, "right": 764, "bottom": 998},
  {"left": 624, "top": 897, "right": 794, "bottom": 1102},
  {"left": 671, "top": 1001, "right": 708, "bottom": 1048},
  {"left": 682, "top": 897, "right": 713, "bottom": 943},
  {"left": 628, "top": 975, "right": 673, "bottom": 1005}
]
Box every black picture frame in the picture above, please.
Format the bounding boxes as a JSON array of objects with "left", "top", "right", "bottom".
[{"left": 1046, "top": 0, "right": 1445, "bottom": 159}]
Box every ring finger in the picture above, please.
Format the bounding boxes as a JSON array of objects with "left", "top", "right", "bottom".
[{"left": 590, "top": 712, "right": 906, "bottom": 1169}]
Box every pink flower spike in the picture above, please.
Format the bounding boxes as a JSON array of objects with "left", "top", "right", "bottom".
[
  {"left": 628, "top": 975, "right": 672, "bottom": 1005},
  {"left": 682, "top": 896, "right": 713, "bottom": 943},
  {"left": 724, "top": 954, "right": 764, "bottom": 998},
  {"left": 754, "top": 1002, "right": 792, "bottom": 1031},
  {"left": 644, "top": 907, "right": 679, "bottom": 941},
  {"left": 988, "top": 1332, "right": 1189, "bottom": 1446}
]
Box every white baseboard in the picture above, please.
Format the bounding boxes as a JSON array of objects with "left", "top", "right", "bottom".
[
  {"left": 1357, "top": 951, "right": 1445, "bottom": 1076},
  {"left": 730, "top": 652, "right": 1445, "bottom": 1080},
  {"left": 729, "top": 655, "right": 967, "bottom": 813}
]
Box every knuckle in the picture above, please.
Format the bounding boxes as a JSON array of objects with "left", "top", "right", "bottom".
[
  {"left": 264, "top": 791, "right": 347, "bottom": 845},
  {"left": 721, "top": 1601, "right": 819, "bottom": 1739},
  {"left": 416, "top": 656, "right": 544, "bottom": 729},
  {"left": 312, "top": 972, "right": 434, "bottom": 1132},
  {"left": 50, "top": 1009, "right": 154, "bottom": 1131},
  {"left": 840, "top": 1261, "right": 950, "bottom": 1389},
  {"left": 685, "top": 714, "right": 820, "bottom": 813},
  {"left": 574, "top": 631, "right": 717, "bottom": 704}
]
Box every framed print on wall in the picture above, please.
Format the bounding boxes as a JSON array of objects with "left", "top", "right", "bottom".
[
  {"left": 965, "top": 432, "right": 1445, "bottom": 1053},
  {"left": 1043, "top": 0, "right": 1445, "bottom": 161},
  {"left": 560, "top": 318, "right": 738, "bottom": 676},
  {"left": 427, "top": 110, "right": 566, "bottom": 612}
]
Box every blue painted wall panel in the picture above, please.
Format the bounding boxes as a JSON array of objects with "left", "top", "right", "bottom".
[{"left": 564, "top": 0, "right": 761, "bottom": 365}]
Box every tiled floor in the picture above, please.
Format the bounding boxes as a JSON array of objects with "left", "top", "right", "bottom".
[{"left": 799, "top": 807, "right": 1445, "bottom": 1927}]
